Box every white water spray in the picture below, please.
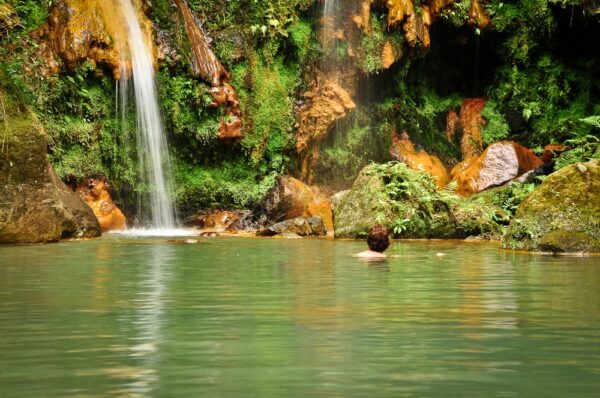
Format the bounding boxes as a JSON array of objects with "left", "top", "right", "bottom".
[{"left": 118, "top": 0, "right": 176, "bottom": 229}]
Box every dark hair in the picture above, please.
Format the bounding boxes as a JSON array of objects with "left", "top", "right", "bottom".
[{"left": 367, "top": 224, "right": 390, "bottom": 252}]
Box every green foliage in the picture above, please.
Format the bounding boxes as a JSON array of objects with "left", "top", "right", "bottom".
[
  {"left": 175, "top": 160, "right": 277, "bottom": 211},
  {"left": 481, "top": 100, "right": 510, "bottom": 145},
  {"left": 355, "top": 14, "right": 403, "bottom": 75},
  {"left": 366, "top": 162, "right": 505, "bottom": 238},
  {"left": 316, "top": 110, "right": 392, "bottom": 188},
  {"left": 235, "top": 54, "right": 299, "bottom": 171},
  {"left": 439, "top": 0, "right": 472, "bottom": 27},
  {"left": 555, "top": 133, "right": 600, "bottom": 169},
  {"left": 387, "top": 79, "right": 462, "bottom": 159}
]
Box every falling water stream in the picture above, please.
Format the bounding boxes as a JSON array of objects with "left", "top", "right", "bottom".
[{"left": 117, "top": 0, "right": 176, "bottom": 230}]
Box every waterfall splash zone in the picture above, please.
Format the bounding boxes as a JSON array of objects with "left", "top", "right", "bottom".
[
  {"left": 109, "top": 228, "right": 198, "bottom": 237},
  {"left": 117, "top": 0, "right": 176, "bottom": 230}
]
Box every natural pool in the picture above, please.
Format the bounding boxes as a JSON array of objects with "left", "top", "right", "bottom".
[{"left": 0, "top": 237, "right": 599, "bottom": 397}]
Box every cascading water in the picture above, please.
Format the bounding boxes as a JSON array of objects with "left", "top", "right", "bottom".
[{"left": 117, "top": 0, "right": 176, "bottom": 229}]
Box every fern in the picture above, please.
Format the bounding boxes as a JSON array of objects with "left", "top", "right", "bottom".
[{"left": 579, "top": 116, "right": 600, "bottom": 129}]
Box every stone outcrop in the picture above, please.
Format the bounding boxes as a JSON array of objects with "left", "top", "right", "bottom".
[
  {"left": 258, "top": 176, "right": 316, "bottom": 224},
  {"left": 452, "top": 141, "right": 544, "bottom": 196},
  {"left": 257, "top": 216, "right": 325, "bottom": 237},
  {"left": 390, "top": 130, "right": 450, "bottom": 189},
  {"left": 173, "top": 0, "right": 242, "bottom": 143},
  {"left": 540, "top": 144, "right": 568, "bottom": 164},
  {"left": 305, "top": 200, "right": 334, "bottom": 237},
  {"left": 503, "top": 160, "right": 600, "bottom": 253},
  {"left": 33, "top": 0, "right": 153, "bottom": 79},
  {"left": 296, "top": 80, "right": 356, "bottom": 183},
  {"left": 334, "top": 163, "right": 503, "bottom": 238},
  {"left": 0, "top": 90, "right": 100, "bottom": 243},
  {"left": 189, "top": 210, "right": 244, "bottom": 233},
  {"left": 76, "top": 176, "right": 126, "bottom": 232}
]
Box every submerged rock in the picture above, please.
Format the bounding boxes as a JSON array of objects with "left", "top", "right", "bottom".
[
  {"left": 503, "top": 160, "right": 600, "bottom": 253},
  {"left": 77, "top": 176, "right": 126, "bottom": 232},
  {"left": 334, "top": 162, "right": 505, "bottom": 239},
  {"left": 0, "top": 97, "right": 100, "bottom": 243}
]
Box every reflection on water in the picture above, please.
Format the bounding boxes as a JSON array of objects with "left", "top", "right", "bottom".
[{"left": 0, "top": 238, "right": 599, "bottom": 397}]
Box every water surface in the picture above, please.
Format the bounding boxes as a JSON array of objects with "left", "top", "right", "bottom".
[{"left": 1, "top": 237, "right": 599, "bottom": 397}]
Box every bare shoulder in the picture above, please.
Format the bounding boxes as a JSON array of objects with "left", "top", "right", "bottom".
[{"left": 356, "top": 250, "right": 387, "bottom": 258}]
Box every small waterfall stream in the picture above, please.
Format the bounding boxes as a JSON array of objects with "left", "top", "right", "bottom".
[{"left": 117, "top": 0, "right": 176, "bottom": 229}]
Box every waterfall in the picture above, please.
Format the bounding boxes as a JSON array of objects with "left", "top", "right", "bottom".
[{"left": 117, "top": 0, "right": 176, "bottom": 229}]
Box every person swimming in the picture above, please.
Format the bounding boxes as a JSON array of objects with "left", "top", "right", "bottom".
[{"left": 356, "top": 224, "right": 391, "bottom": 259}]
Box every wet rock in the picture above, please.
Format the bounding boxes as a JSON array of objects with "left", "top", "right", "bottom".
[
  {"left": 390, "top": 130, "right": 450, "bottom": 189},
  {"left": 306, "top": 217, "right": 326, "bottom": 236},
  {"left": 458, "top": 98, "right": 486, "bottom": 161},
  {"left": 296, "top": 80, "right": 356, "bottom": 183},
  {"left": 503, "top": 160, "right": 600, "bottom": 253},
  {"left": 334, "top": 163, "right": 504, "bottom": 239},
  {"left": 0, "top": 96, "right": 100, "bottom": 243},
  {"left": 191, "top": 210, "right": 241, "bottom": 233},
  {"left": 259, "top": 176, "right": 316, "bottom": 224},
  {"left": 452, "top": 141, "right": 544, "bottom": 196},
  {"left": 34, "top": 0, "right": 153, "bottom": 79},
  {"left": 77, "top": 176, "right": 126, "bottom": 232},
  {"left": 305, "top": 200, "right": 333, "bottom": 237},
  {"left": 468, "top": 0, "right": 491, "bottom": 29}
]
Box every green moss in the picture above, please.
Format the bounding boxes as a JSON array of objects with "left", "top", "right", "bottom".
[{"left": 503, "top": 160, "right": 600, "bottom": 252}]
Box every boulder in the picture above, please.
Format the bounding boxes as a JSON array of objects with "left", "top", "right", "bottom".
[
  {"left": 257, "top": 216, "right": 324, "bottom": 237},
  {"left": 0, "top": 97, "right": 100, "bottom": 243},
  {"left": 540, "top": 144, "right": 568, "bottom": 164},
  {"left": 503, "top": 160, "right": 600, "bottom": 253},
  {"left": 305, "top": 200, "right": 334, "bottom": 237},
  {"left": 258, "top": 176, "right": 315, "bottom": 223},
  {"left": 76, "top": 176, "right": 126, "bottom": 232},
  {"left": 331, "top": 190, "right": 350, "bottom": 213},
  {"left": 452, "top": 141, "right": 544, "bottom": 195},
  {"left": 334, "top": 162, "right": 504, "bottom": 238},
  {"left": 187, "top": 209, "right": 242, "bottom": 233}
]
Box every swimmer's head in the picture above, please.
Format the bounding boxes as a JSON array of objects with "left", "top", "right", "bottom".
[{"left": 367, "top": 224, "right": 391, "bottom": 253}]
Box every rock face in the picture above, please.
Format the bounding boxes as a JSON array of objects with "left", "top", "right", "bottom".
[
  {"left": 0, "top": 99, "right": 100, "bottom": 243},
  {"left": 305, "top": 200, "right": 334, "bottom": 237},
  {"left": 76, "top": 176, "right": 126, "bottom": 232},
  {"left": 503, "top": 160, "right": 600, "bottom": 253},
  {"left": 34, "top": 0, "right": 154, "bottom": 79},
  {"left": 296, "top": 80, "right": 356, "bottom": 183},
  {"left": 452, "top": 141, "right": 544, "bottom": 195},
  {"left": 390, "top": 130, "right": 450, "bottom": 189},
  {"left": 334, "top": 163, "right": 504, "bottom": 238}
]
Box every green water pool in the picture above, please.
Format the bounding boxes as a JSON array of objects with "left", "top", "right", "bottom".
[{"left": 0, "top": 236, "right": 599, "bottom": 397}]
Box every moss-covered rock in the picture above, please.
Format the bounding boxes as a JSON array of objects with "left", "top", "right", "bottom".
[
  {"left": 0, "top": 88, "right": 100, "bottom": 244},
  {"left": 503, "top": 160, "right": 600, "bottom": 253},
  {"left": 334, "top": 162, "right": 505, "bottom": 238}
]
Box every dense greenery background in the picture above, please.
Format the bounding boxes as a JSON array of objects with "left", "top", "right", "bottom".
[{"left": 0, "top": 0, "right": 598, "bottom": 217}]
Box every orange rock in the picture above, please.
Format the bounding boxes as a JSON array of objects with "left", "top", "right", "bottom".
[
  {"left": 387, "top": 0, "right": 415, "bottom": 28},
  {"left": 382, "top": 41, "right": 401, "bottom": 69},
  {"left": 198, "top": 210, "right": 240, "bottom": 233},
  {"left": 35, "top": 0, "right": 154, "bottom": 79},
  {"left": 452, "top": 141, "right": 544, "bottom": 195},
  {"left": 459, "top": 98, "right": 486, "bottom": 160},
  {"left": 468, "top": 0, "right": 491, "bottom": 30},
  {"left": 390, "top": 131, "right": 451, "bottom": 189},
  {"left": 540, "top": 144, "right": 568, "bottom": 164},
  {"left": 305, "top": 200, "right": 334, "bottom": 238},
  {"left": 446, "top": 109, "right": 461, "bottom": 141},
  {"left": 296, "top": 80, "right": 356, "bottom": 184},
  {"left": 77, "top": 176, "right": 126, "bottom": 232}
]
